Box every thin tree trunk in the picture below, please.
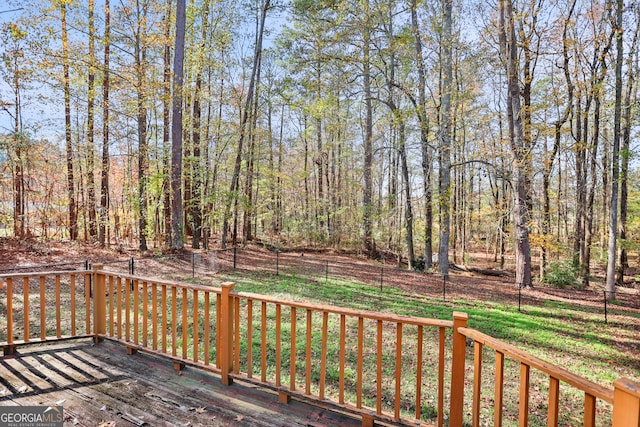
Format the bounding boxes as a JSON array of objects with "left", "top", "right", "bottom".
[
  {"left": 362, "top": 0, "right": 374, "bottom": 256},
  {"left": 61, "top": 3, "right": 77, "bottom": 241},
  {"left": 438, "top": 0, "right": 453, "bottom": 278},
  {"left": 86, "top": 0, "right": 97, "bottom": 240},
  {"left": 99, "top": 0, "right": 111, "bottom": 247},
  {"left": 410, "top": 0, "right": 433, "bottom": 270},
  {"left": 605, "top": 0, "right": 623, "bottom": 299},
  {"left": 136, "top": 0, "right": 148, "bottom": 252},
  {"left": 617, "top": 12, "right": 639, "bottom": 285}
]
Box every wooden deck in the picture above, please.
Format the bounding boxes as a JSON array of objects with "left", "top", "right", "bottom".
[{"left": 0, "top": 339, "right": 364, "bottom": 426}]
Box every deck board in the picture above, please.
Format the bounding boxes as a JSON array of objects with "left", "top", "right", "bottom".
[{"left": 0, "top": 339, "right": 364, "bottom": 426}]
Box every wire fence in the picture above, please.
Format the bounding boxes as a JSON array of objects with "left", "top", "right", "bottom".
[{"left": 2, "top": 248, "right": 637, "bottom": 324}]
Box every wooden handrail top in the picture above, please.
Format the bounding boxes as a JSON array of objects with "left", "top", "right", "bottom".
[
  {"left": 459, "top": 327, "right": 615, "bottom": 404},
  {"left": 0, "top": 270, "right": 91, "bottom": 279},
  {"left": 234, "top": 290, "right": 455, "bottom": 328}
]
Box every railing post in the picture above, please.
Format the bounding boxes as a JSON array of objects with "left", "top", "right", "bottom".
[
  {"left": 220, "top": 282, "right": 235, "bottom": 386},
  {"left": 449, "top": 311, "right": 468, "bottom": 427},
  {"left": 612, "top": 378, "right": 640, "bottom": 427},
  {"left": 93, "top": 264, "right": 106, "bottom": 343}
]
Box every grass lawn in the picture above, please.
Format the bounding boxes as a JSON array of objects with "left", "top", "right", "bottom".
[{"left": 209, "top": 269, "right": 639, "bottom": 426}]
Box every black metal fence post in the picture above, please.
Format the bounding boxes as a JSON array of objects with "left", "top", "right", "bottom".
[
  {"left": 192, "top": 253, "right": 196, "bottom": 278},
  {"left": 233, "top": 247, "right": 237, "bottom": 270},
  {"left": 276, "top": 251, "right": 279, "bottom": 276},
  {"left": 129, "top": 257, "right": 135, "bottom": 275},
  {"left": 442, "top": 274, "right": 446, "bottom": 301},
  {"left": 325, "top": 260, "right": 329, "bottom": 284},
  {"left": 518, "top": 285, "right": 522, "bottom": 312},
  {"left": 380, "top": 267, "right": 383, "bottom": 292}
]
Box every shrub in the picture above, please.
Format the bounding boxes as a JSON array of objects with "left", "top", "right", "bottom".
[{"left": 543, "top": 260, "right": 580, "bottom": 289}]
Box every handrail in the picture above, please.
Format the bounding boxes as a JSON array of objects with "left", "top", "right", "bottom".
[
  {"left": 458, "top": 327, "right": 614, "bottom": 403},
  {"left": 234, "top": 290, "right": 454, "bottom": 328}
]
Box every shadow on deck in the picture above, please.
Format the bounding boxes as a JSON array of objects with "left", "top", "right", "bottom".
[{"left": 0, "top": 339, "right": 364, "bottom": 427}]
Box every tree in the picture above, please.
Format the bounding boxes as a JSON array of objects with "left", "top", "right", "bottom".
[
  {"left": 59, "top": 0, "right": 77, "bottom": 241},
  {"left": 171, "top": 0, "right": 186, "bottom": 250},
  {"left": 605, "top": 0, "right": 624, "bottom": 299},
  {"left": 99, "top": 0, "right": 111, "bottom": 247},
  {"left": 221, "top": 0, "right": 270, "bottom": 249},
  {"left": 86, "top": 0, "right": 97, "bottom": 240},
  {"left": 438, "top": 0, "right": 453, "bottom": 278},
  {"left": 499, "top": 0, "right": 532, "bottom": 288}
]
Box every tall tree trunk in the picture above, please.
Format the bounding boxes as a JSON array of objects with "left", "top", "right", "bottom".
[
  {"left": 617, "top": 13, "right": 639, "bottom": 285},
  {"left": 243, "top": 14, "right": 263, "bottom": 244},
  {"left": 163, "top": 0, "right": 172, "bottom": 247},
  {"left": 61, "top": 3, "right": 77, "bottom": 241},
  {"left": 605, "top": 0, "right": 623, "bottom": 299},
  {"left": 86, "top": 0, "right": 97, "bottom": 240},
  {"left": 191, "top": 0, "right": 209, "bottom": 249},
  {"left": 171, "top": 0, "right": 186, "bottom": 250},
  {"left": 438, "top": 0, "right": 453, "bottom": 278},
  {"left": 410, "top": 0, "right": 432, "bottom": 270},
  {"left": 362, "top": 0, "right": 374, "bottom": 256},
  {"left": 136, "top": 0, "right": 148, "bottom": 252},
  {"left": 501, "top": 0, "right": 532, "bottom": 288},
  {"left": 99, "top": 0, "right": 111, "bottom": 247}
]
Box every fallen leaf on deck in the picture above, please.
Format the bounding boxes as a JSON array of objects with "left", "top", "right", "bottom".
[
  {"left": 100, "top": 405, "right": 107, "bottom": 411},
  {"left": 55, "top": 399, "right": 66, "bottom": 405},
  {"left": 96, "top": 422, "right": 116, "bottom": 427},
  {"left": 195, "top": 407, "right": 206, "bottom": 414},
  {"left": 235, "top": 415, "right": 244, "bottom": 422},
  {"left": 17, "top": 386, "right": 27, "bottom": 393}
]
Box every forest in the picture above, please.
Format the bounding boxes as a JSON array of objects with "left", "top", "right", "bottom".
[{"left": 0, "top": 0, "right": 638, "bottom": 297}]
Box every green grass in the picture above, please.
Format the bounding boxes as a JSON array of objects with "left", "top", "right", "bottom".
[{"left": 207, "top": 270, "right": 638, "bottom": 426}]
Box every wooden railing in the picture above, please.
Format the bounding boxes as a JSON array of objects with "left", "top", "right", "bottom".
[
  {"left": 1, "top": 266, "right": 639, "bottom": 426},
  {"left": 450, "top": 313, "right": 640, "bottom": 427},
  {"left": 0, "top": 269, "right": 93, "bottom": 348}
]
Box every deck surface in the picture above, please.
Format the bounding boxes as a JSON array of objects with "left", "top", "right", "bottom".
[{"left": 0, "top": 339, "right": 363, "bottom": 426}]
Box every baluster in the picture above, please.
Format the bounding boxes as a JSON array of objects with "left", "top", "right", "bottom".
[
  {"left": 416, "top": 325, "right": 423, "bottom": 421},
  {"left": 23, "top": 277, "right": 29, "bottom": 342},
  {"left": 548, "top": 376, "right": 559, "bottom": 426},
  {"left": 519, "top": 363, "right": 530, "bottom": 427},
  {"left": 204, "top": 292, "right": 210, "bottom": 365},
  {"left": 339, "top": 313, "right": 346, "bottom": 404},
  {"left": 55, "top": 275, "right": 61, "bottom": 338},
  {"left": 275, "top": 304, "right": 282, "bottom": 387},
  {"left": 319, "top": 311, "right": 328, "bottom": 400},
  {"left": 473, "top": 341, "right": 483, "bottom": 427},
  {"left": 290, "top": 306, "right": 296, "bottom": 391},
  {"left": 394, "top": 322, "right": 403, "bottom": 420}
]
